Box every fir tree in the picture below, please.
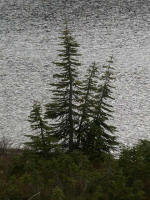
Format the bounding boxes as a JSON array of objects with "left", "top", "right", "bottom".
[
  {"left": 25, "top": 101, "right": 57, "bottom": 156},
  {"left": 76, "top": 62, "right": 99, "bottom": 148},
  {"left": 90, "top": 57, "right": 118, "bottom": 155},
  {"left": 80, "top": 57, "right": 118, "bottom": 156},
  {"left": 45, "top": 24, "right": 82, "bottom": 151}
]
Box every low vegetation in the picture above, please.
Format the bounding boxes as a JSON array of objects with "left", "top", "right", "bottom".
[{"left": 0, "top": 140, "right": 149, "bottom": 200}]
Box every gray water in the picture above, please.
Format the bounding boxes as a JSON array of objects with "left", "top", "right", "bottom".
[{"left": 0, "top": 0, "right": 150, "bottom": 147}]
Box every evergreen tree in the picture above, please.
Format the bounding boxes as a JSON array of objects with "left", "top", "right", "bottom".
[
  {"left": 25, "top": 101, "right": 57, "bottom": 156},
  {"left": 80, "top": 57, "right": 118, "bottom": 156},
  {"left": 91, "top": 57, "right": 118, "bottom": 154},
  {"left": 45, "top": 24, "right": 82, "bottom": 151},
  {"left": 76, "top": 62, "right": 99, "bottom": 148}
]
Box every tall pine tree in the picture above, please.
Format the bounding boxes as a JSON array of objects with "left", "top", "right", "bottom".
[{"left": 45, "top": 24, "right": 82, "bottom": 151}]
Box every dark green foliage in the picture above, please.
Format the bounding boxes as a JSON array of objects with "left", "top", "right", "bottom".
[
  {"left": 0, "top": 140, "right": 149, "bottom": 200},
  {"left": 25, "top": 101, "right": 58, "bottom": 157},
  {"left": 45, "top": 24, "right": 82, "bottom": 151},
  {"left": 119, "top": 140, "right": 150, "bottom": 200}
]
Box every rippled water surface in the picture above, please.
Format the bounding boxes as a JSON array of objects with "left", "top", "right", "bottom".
[{"left": 0, "top": 0, "right": 150, "bottom": 146}]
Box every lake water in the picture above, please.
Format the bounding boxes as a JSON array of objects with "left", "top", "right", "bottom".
[{"left": 0, "top": 0, "right": 150, "bottom": 147}]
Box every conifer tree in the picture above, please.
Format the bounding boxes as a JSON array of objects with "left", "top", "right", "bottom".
[
  {"left": 25, "top": 24, "right": 118, "bottom": 157},
  {"left": 80, "top": 57, "right": 118, "bottom": 156},
  {"left": 45, "top": 24, "right": 82, "bottom": 151},
  {"left": 76, "top": 62, "right": 99, "bottom": 148},
  {"left": 25, "top": 102, "right": 57, "bottom": 156}
]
